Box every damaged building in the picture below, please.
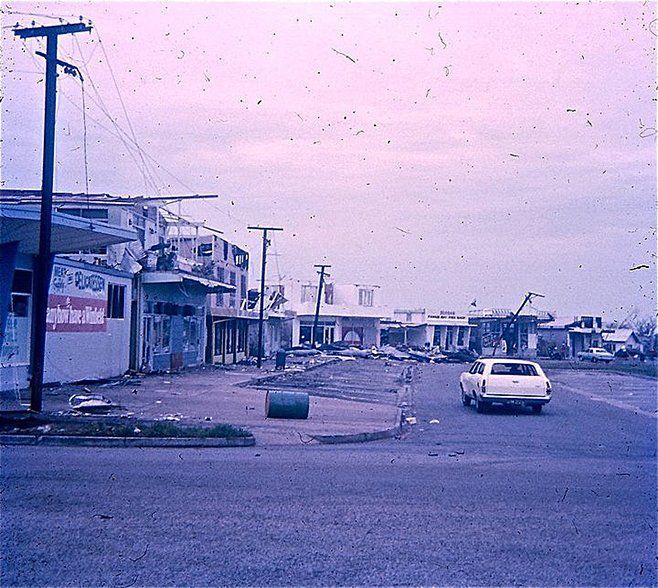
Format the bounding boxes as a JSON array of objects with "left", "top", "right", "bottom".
[{"left": 283, "top": 279, "right": 386, "bottom": 347}]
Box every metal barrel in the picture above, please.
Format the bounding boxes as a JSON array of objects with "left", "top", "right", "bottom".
[{"left": 265, "top": 390, "right": 310, "bottom": 419}]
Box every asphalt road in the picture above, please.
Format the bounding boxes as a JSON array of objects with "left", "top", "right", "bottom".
[{"left": 2, "top": 362, "right": 656, "bottom": 586}]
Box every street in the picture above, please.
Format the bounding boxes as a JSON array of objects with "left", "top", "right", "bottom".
[{"left": 2, "top": 362, "right": 656, "bottom": 586}]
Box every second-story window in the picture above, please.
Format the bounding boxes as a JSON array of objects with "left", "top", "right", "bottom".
[
  {"left": 229, "top": 271, "right": 236, "bottom": 308},
  {"left": 301, "top": 284, "right": 317, "bottom": 304},
  {"left": 358, "top": 288, "right": 374, "bottom": 307}
]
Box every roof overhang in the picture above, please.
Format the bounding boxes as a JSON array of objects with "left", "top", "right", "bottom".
[
  {"left": 141, "top": 271, "right": 235, "bottom": 293},
  {"left": 0, "top": 204, "right": 137, "bottom": 255}
]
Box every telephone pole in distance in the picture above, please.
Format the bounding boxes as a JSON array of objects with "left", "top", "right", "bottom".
[
  {"left": 14, "top": 22, "right": 92, "bottom": 412},
  {"left": 247, "top": 226, "right": 283, "bottom": 368},
  {"left": 312, "top": 264, "right": 331, "bottom": 347}
]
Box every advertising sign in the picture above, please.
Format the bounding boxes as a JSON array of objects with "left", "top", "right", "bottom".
[{"left": 46, "top": 264, "right": 107, "bottom": 332}]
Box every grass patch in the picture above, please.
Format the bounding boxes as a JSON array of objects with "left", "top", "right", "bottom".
[{"left": 0, "top": 418, "right": 251, "bottom": 439}]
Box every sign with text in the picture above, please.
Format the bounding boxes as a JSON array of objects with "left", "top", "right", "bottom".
[{"left": 47, "top": 265, "right": 107, "bottom": 332}]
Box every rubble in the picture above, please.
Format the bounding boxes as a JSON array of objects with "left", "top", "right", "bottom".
[{"left": 68, "top": 393, "right": 118, "bottom": 413}]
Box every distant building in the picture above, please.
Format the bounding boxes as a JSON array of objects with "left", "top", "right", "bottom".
[
  {"left": 602, "top": 329, "right": 644, "bottom": 354},
  {"left": 246, "top": 285, "right": 293, "bottom": 357},
  {"left": 284, "top": 280, "right": 386, "bottom": 347},
  {"left": 468, "top": 307, "right": 553, "bottom": 358},
  {"left": 537, "top": 315, "right": 604, "bottom": 358},
  {"left": 383, "top": 309, "right": 472, "bottom": 351}
]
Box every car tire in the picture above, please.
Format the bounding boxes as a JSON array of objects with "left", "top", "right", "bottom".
[
  {"left": 475, "top": 394, "right": 487, "bottom": 413},
  {"left": 461, "top": 390, "right": 472, "bottom": 406},
  {"left": 532, "top": 405, "right": 543, "bottom": 414}
]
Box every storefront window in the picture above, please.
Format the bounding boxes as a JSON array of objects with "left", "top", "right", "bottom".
[{"left": 153, "top": 315, "right": 171, "bottom": 353}]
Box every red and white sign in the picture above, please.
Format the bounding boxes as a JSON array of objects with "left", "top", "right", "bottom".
[
  {"left": 46, "top": 294, "right": 106, "bottom": 332},
  {"left": 47, "top": 264, "right": 107, "bottom": 332}
]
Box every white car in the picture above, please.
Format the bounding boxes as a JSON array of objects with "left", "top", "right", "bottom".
[
  {"left": 576, "top": 347, "right": 614, "bottom": 363},
  {"left": 459, "top": 358, "right": 552, "bottom": 414}
]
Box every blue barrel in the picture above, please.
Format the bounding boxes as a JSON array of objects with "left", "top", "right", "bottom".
[{"left": 265, "top": 390, "right": 310, "bottom": 419}]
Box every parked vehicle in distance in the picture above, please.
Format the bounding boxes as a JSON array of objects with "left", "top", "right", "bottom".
[
  {"left": 576, "top": 347, "right": 615, "bottom": 363},
  {"left": 459, "top": 358, "right": 552, "bottom": 414}
]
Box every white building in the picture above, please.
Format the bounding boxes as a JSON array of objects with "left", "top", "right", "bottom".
[
  {"left": 602, "top": 329, "right": 644, "bottom": 354},
  {"left": 0, "top": 204, "right": 136, "bottom": 392},
  {"left": 385, "top": 309, "right": 472, "bottom": 350},
  {"left": 283, "top": 279, "right": 387, "bottom": 347}
]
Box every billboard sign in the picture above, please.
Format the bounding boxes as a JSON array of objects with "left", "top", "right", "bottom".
[{"left": 46, "top": 264, "right": 107, "bottom": 332}]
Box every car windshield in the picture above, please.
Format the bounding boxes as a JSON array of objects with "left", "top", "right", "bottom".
[{"left": 490, "top": 363, "right": 538, "bottom": 376}]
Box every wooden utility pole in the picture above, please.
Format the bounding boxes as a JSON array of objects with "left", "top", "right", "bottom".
[
  {"left": 311, "top": 264, "right": 331, "bottom": 346},
  {"left": 247, "top": 226, "right": 283, "bottom": 368},
  {"left": 14, "top": 22, "right": 92, "bottom": 412},
  {"left": 491, "top": 291, "right": 544, "bottom": 357}
]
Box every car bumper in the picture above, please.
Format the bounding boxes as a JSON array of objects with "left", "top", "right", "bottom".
[{"left": 481, "top": 395, "right": 551, "bottom": 407}]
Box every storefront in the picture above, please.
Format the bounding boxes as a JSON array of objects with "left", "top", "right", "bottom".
[{"left": 0, "top": 205, "right": 136, "bottom": 393}]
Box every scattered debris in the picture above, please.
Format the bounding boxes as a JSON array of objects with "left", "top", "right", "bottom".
[
  {"left": 429, "top": 419, "right": 440, "bottom": 425},
  {"left": 69, "top": 394, "right": 117, "bottom": 413},
  {"left": 93, "top": 513, "right": 114, "bottom": 520},
  {"left": 405, "top": 416, "right": 417, "bottom": 425},
  {"left": 161, "top": 414, "right": 182, "bottom": 422},
  {"left": 428, "top": 451, "right": 440, "bottom": 457},
  {"left": 630, "top": 264, "right": 650, "bottom": 271}
]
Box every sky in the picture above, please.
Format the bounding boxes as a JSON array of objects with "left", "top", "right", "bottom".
[{"left": 1, "top": 1, "right": 656, "bottom": 322}]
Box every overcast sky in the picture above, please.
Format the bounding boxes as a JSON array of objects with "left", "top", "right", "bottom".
[{"left": 2, "top": 1, "right": 656, "bottom": 321}]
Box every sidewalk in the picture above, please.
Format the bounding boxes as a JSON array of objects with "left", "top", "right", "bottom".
[{"left": 1, "top": 357, "right": 403, "bottom": 445}]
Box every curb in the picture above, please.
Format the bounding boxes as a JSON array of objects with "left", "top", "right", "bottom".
[
  {"left": 311, "top": 408, "right": 403, "bottom": 444},
  {"left": 311, "top": 425, "right": 401, "bottom": 444},
  {"left": 0, "top": 434, "right": 256, "bottom": 448}
]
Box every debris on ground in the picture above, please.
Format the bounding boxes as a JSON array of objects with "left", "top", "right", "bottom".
[
  {"left": 405, "top": 416, "right": 417, "bottom": 425},
  {"left": 69, "top": 394, "right": 118, "bottom": 413},
  {"left": 429, "top": 419, "right": 440, "bottom": 424}
]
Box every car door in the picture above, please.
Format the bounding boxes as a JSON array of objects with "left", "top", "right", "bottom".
[{"left": 462, "top": 361, "right": 478, "bottom": 391}]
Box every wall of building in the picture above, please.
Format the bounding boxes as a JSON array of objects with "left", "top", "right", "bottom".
[{"left": 0, "top": 256, "right": 133, "bottom": 392}]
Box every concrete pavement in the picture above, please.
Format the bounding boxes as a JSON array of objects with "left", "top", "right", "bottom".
[{"left": 1, "top": 357, "right": 404, "bottom": 445}]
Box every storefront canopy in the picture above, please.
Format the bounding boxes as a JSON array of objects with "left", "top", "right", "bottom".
[{"left": 0, "top": 204, "right": 136, "bottom": 254}]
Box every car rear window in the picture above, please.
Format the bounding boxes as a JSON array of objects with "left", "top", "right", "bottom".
[{"left": 490, "top": 363, "right": 538, "bottom": 376}]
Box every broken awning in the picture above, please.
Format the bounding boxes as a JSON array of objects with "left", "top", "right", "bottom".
[
  {"left": 141, "top": 271, "right": 235, "bottom": 293},
  {"left": 0, "top": 204, "right": 136, "bottom": 254}
]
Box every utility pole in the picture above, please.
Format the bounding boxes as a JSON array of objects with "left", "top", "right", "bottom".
[
  {"left": 311, "top": 264, "right": 331, "bottom": 347},
  {"left": 14, "top": 22, "right": 92, "bottom": 412},
  {"left": 491, "top": 291, "right": 545, "bottom": 357},
  {"left": 247, "top": 226, "right": 283, "bottom": 368}
]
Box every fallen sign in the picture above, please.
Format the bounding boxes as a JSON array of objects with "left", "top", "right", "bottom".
[{"left": 265, "top": 390, "right": 310, "bottom": 419}]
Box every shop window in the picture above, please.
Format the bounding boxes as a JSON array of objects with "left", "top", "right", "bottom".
[
  {"left": 153, "top": 315, "right": 171, "bottom": 353},
  {"left": 183, "top": 317, "right": 200, "bottom": 352},
  {"left": 12, "top": 269, "right": 32, "bottom": 294},
  {"left": 107, "top": 284, "right": 125, "bottom": 319}
]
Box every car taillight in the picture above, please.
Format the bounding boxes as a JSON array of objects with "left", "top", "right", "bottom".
[
  {"left": 546, "top": 381, "right": 552, "bottom": 395},
  {"left": 481, "top": 380, "right": 487, "bottom": 394}
]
